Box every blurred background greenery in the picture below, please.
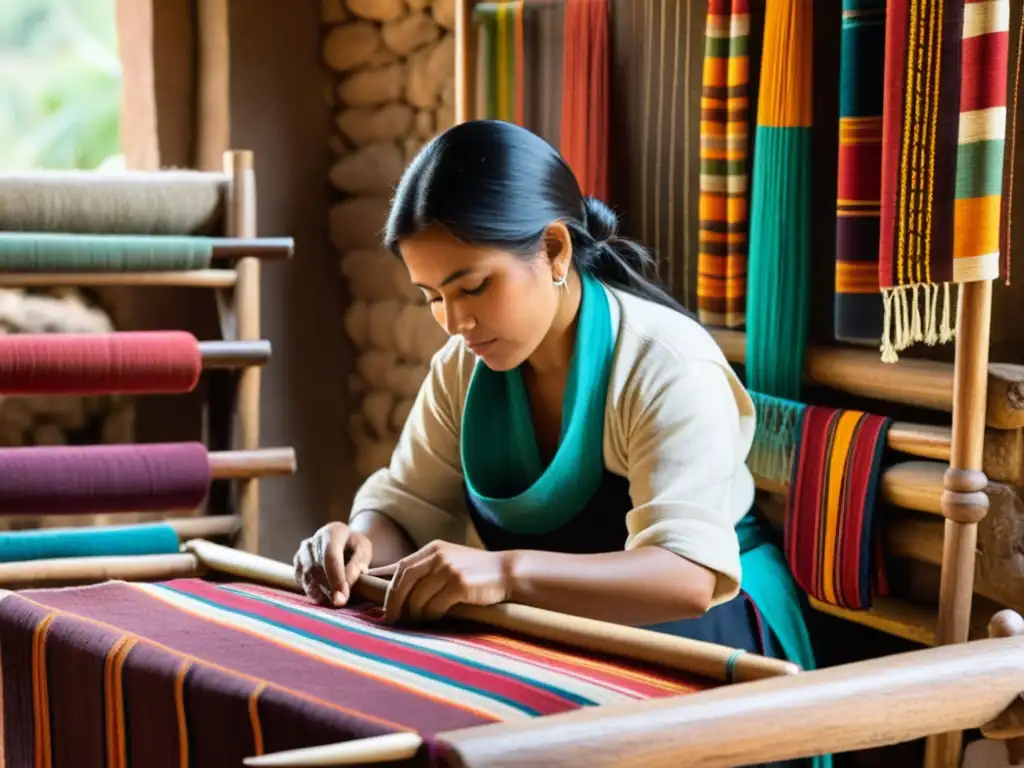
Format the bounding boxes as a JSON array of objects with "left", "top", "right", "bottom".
[{"left": 0, "top": 0, "right": 121, "bottom": 171}]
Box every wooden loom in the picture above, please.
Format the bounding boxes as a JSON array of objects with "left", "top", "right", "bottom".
[
  {"left": 0, "top": 149, "right": 294, "bottom": 561},
  {"left": 451, "top": 2, "right": 1024, "bottom": 767}
]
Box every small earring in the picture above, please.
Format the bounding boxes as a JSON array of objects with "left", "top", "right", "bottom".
[{"left": 553, "top": 273, "right": 567, "bottom": 288}]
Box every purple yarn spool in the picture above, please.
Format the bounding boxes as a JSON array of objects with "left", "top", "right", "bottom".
[{"left": 0, "top": 442, "right": 211, "bottom": 515}]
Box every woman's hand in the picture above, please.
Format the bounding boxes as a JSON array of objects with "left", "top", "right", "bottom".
[
  {"left": 368, "top": 540, "right": 513, "bottom": 624},
  {"left": 293, "top": 522, "right": 373, "bottom": 607}
]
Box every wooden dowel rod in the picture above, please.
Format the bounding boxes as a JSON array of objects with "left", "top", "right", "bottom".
[
  {"left": 207, "top": 447, "right": 297, "bottom": 478},
  {"left": 165, "top": 515, "right": 241, "bottom": 539},
  {"left": 0, "top": 270, "right": 238, "bottom": 288},
  {"left": 928, "top": 280, "right": 996, "bottom": 768},
  {"left": 0, "top": 552, "right": 199, "bottom": 589},
  {"left": 210, "top": 237, "right": 293, "bottom": 259},
  {"left": 244, "top": 733, "right": 422, "bottom": 767},
  {"left": 225, "top": 149, "right": 262, "bottom": 555},
  {"left": 197, "top": 339, "right": 272, "bottom": 367},
  {"left": 455, "top": 0, "right": 475, "bottom": 124},
  {"left": 185, "top": 540, "right": 800, "bottom": 684},
  {"left": 434, "top": 632, "right": 1024, "bottom": 768},
  {"left": 713, "top": 329, "right": 1024, "bottom": 430}
]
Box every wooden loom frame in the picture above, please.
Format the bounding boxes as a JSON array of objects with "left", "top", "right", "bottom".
[
  {"left": 0, "top": 148, "right": 295, "bottom": 558},
  {"left": 450, "top": 3, "right": 1013, "bottom": 767}
]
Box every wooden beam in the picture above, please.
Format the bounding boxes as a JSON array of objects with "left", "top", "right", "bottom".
[{"left": 712, "top": 329, "right": 1024, "bottom": 430}]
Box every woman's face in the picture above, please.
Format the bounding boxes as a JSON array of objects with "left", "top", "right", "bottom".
[{"left": 399, "top": 226, "right": 566, "bottom": 371}]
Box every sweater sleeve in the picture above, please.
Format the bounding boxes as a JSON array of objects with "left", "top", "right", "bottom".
[
  {"left": 349, "top": 344, "right": 470, "bottom": 548},
  {"left": 623, "top": 356, "right": 755, "bottom": 606}
]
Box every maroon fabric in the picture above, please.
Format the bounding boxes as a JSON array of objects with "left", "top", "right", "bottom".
[{"left": 0, "top": 442, "right": 210, "bottom": 515}]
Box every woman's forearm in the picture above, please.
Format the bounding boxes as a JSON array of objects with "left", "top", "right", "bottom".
[
  {"left": 349, "top": 509, "right": 418, "bottom": 567},
  {"left": 502, "top": 546, "right": 718, "bottom": 626}
]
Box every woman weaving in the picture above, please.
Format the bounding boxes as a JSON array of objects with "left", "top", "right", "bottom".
[{"left": 295, "top": 120, "right": 816, "bottom": 679}]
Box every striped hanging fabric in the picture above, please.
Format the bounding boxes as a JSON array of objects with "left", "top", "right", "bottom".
[
  {"left": 784, "top": 406, "right": 892, "bottom": 611},
  {"left": 473, "top": 2, "right": 524, "bottom": 124},
  {"left": 744, "top": 0, "right": 813, "bottom": 401},
  {"left": 878, "top": 0, "right": 1010, "bottom": 361},
  {"left": 697, "top": 0, "right": 751, "bottom": 329},
  {"left": 834, "top": 0, "right": 887, "bottom": 344},
  {"left": 560, "top": 0, "right": 610, "bottom": 200}
]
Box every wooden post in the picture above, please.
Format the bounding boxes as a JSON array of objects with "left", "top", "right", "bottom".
[
  {"left": 455, "top": 0, "right": 475, "bottom": 124},
  {"left": 926, "top": 279, "right": 995, "bottom": 768},
  {"left": 224, "top": 149, "right": 261, "bottom": 554}
]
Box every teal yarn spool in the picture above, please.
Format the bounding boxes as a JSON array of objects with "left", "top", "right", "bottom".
[{"left": 0, "top": 522, "right": 181, "bottom": 563}]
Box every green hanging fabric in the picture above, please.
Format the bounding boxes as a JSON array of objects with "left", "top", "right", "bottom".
[{"left": 473, "top": 2, "right": 520, "bottom": 122}]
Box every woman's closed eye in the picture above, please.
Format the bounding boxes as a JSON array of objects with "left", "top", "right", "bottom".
[{"left": 428, "top": 278, "right": 490, "bottom": 303}]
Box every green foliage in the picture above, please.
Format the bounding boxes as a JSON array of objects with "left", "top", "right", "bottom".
[{"left": 0, "top": 0, "right": 121, "bottom": 170}]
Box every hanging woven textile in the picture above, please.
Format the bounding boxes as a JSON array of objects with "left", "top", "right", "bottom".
[
  {"left": 473, "top": 2, "right": 525, "bottom": 124},
  {"left": 744, "top": 0, "right": 813, "bottom": 400},
  {"left": 746, "top": 392, "right": 806, "bottom": 490},
  {"left": 878, "top": 0, "right": 1010, "bottom": 361},
  {"left": 520, "top": 0, "right": 564, "bottom": 146},
  {"left": 785, "top": 405, "right": 892, "bottom": 611},
  {"left": 834, "top": 0, "right": 887, "bottom": 344},
  {"left": 697, "top": 0, "right": 751, "bottom": 329},
  {"left": 560, "top": 0, "right": 610, "bottom": 201}
]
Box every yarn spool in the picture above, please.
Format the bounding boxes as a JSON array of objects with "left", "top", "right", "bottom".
[
  {"left": 0, "top": 232, "right": 213, "bottom": 271},
  {"left": 0, "top": 331, "right": 203, "bottom": 395},
  {"left": 0, "top": 522, "right": 181, "bottom": 562},
  {"left": 0, "top": 442, "right": 211, "bottom": 515}
]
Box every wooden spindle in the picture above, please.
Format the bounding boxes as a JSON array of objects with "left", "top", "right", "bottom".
[
  {"left": 210, "top": 237, "right": 293, "bottom": 259},
  {"left": 197, "top": 339, "right": 272, "bottom": 367},
  {"left": 224, "top": 149, "right": 262, "bottom": 554},
  {"left": 926, "top": 279, "right": 995, "bottom": 768},
  {"left": 208, "top": 447, "right": 296, "bottom": 479},
  {"left": 982, "top": 610, "right": 1024, "bottom": 765}
]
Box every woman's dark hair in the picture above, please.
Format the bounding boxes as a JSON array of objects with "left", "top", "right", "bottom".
[{"left": 383, "top": 119, "right": 692, "bottom": 317}]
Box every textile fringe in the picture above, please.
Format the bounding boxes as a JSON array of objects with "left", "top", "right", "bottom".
[
  {"left": 879, "top": 282, "right": 955, "bottom": 364},
  {"left": 747, "top": 392, "right": 806, "bottom": 489}
]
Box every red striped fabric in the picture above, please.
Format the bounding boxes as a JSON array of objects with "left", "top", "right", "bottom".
[{"left": 784, "top": 406, "right": 892, "bottom": 610}]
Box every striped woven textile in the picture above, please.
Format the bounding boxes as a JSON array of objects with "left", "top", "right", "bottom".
[
  {"left": 878, "top": 0, "right": 1010, "bottom": 361},
  {"left": 834, "top": 0, "right": 887, "bottom": 344},
  {"left": 0, "top": 579, "right": 716, "bottom": 766},
  {"left": 697, "top": 0, "right": 750, "bottom": 329},
  {"left": 953, "top": 1, "right": 1010, "bottom": 282},
  {"left": 785, "top": 406, "right": 892, "bottom": 610},
  {"left": 473, "top": 2, "right": 524, "bottom": 124}
]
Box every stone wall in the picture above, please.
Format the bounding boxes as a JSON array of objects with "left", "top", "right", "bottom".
[{"left": 322, "top": 0, "right": 455, "bottom": 480}]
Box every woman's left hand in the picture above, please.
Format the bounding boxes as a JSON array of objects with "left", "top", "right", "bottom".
[{"left": 367, "top": 540, "right": 513, "bottom": 624}]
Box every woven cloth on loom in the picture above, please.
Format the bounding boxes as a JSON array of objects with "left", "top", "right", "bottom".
[
  {"left": 560, "top": 0, "right": 610, "bottom": 201},
  {"left": 0, "top": 232, "right": 213, "bottom": 271},
  {"left": 473, "top": 2, "right": 523, "bottom": 124},
  {"left": 785, "top": 405, "right": 892, "bottom": 610},
  {"left": 0, "top": 579, "right": 716, "bottom": 767},
  {"left": 697, "top": 0, "right": 750, "bottom": 329},
  {"left": 0, "top": 331, "right": 202, "bottom": 395},
  {"left": 878, "top": 0, "right": 1010, "bottom": 361},
  {"left": 834, "top": 0, "right": 887, "bottom": 344},
  {"left": 744, "top": 0, "right": 813, "bottom": 401}
]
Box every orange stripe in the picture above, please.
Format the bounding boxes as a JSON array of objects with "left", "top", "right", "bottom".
[
  {"left": 249, "top": 682, "right": 267, "bottom": 756},
  {"left": 953, "top": 194, "right": 1001, "bottom": 259},
  {"left": 33, "top": 613, "right": 55, "bottom": 768},
  {"left": 175, "top": 660, "right": 192, "bottom": 768},
  {"left": 822, "top": 413, "right": 861, "bottom": 604}
]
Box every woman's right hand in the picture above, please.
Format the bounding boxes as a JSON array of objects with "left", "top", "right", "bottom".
[{"left": 293, "top": 522, "right": 373, "bottom": 607}]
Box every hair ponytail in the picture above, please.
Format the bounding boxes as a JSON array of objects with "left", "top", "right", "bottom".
[
  {"left": 571, "top": 196, "right": 693, "bottom": 317},
  {"left": 385, "top": 119, "right": 695, "bottom": 321}
]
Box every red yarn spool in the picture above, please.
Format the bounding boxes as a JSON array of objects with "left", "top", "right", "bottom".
[{"left": 0, "top": 331, "right": 202, "bottom": 394}]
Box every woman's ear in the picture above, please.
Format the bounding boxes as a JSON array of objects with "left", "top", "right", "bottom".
[{"left": 542, "top": 222, "right": 573, "bottom": 276}]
